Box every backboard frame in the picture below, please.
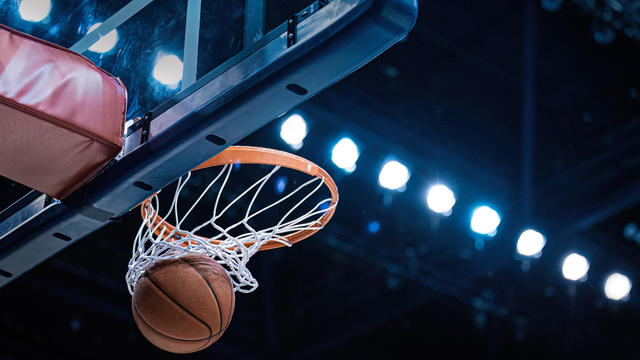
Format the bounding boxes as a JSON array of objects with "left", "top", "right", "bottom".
[{"left": 0, "top": 0, "right": 417, "bottom": 287}]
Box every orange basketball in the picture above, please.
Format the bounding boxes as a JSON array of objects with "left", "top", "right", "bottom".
[{"left": 131, "top": 254, "right": 235, "bottom": 354}]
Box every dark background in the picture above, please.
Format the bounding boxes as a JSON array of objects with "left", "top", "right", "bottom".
[{"left": 2, "top": 0, "right": 640, "bottom": 359}]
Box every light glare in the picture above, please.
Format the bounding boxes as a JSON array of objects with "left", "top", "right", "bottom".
[
  {"left": 426, "top": 184, "right": 456, "bottom": 214},
  {"left": 367, "top": 220, "right": 380, "bottom": 234},
  {"left": 279, "top": 114, "right": 307, "bottom": 149},
  {"left": 87, "top": 23, "right": 119, "bottom": 53},
  {"left": 19, "top": 0, "right": 51, "bottom": 22},
  {"left": 470, "top": 206, "right": 501, "bottom": 235},
  {"left": 153, "top": 54, "right": 183, "bottom": 85},
  {"left": 562, "top": 253, "right": 589, "bottom": 281},
  {"left": 378, "top": 160, "right": 410, "bottom": 190},
  {"left": 331, "top": 137, "right": 359, "bottom": 172},
  {"left": 274, "top": 176, "right": 287, "bottom": 194},
  {"left": 604, "top": 273, "right": 631, "bottom": 301},
  {"left": 516, "top": 229, "right": 546, "bottom": 257}
]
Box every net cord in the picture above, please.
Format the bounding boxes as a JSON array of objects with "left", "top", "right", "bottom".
[{"left": 126, "top": 164, "right": 334, "bottom": 294}]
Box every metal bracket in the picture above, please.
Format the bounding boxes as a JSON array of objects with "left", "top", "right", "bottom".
[
  {"left": 44, "top": 196, "right": 54, "bottom": 207},
  {"left": 77, "top": 204, "right": 116, "bottom": 223},
  {"left": 287, "top": 15, "right": 297, "bottom": 47},
  {"left": 140, "top": 112, "right": 152, "bottom": 144}
]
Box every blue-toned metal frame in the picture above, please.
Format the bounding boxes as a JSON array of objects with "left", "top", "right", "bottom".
[{"left": 0, "top": 0, "right": 417, "bottom": 287}]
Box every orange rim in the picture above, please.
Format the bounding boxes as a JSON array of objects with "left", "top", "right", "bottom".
[{"left": 140, "top": 146, "right": 338, "bottom": 251}]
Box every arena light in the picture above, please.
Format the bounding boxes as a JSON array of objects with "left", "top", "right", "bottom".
[
  {"left": 470, "top": 206, "right": 501, "bottom": 235},
  {"left": 274, "top": 176, "right": 287, "bottom": 195},
  {"left": 561, "top": 253, "right": 589, "bottom": 281},
  {"left": 604, "top": 273, "right": 631, "bottom": 301},
  {"left": 367, "top": 220, "right": 380, "bottom": 234},
  {"left": 152, "top": 54, "right": 183, "bottom": 85},
  {"left": 426, "top": 184, "right": 455, "bottom": 215},
  {"left": 331, "top": 137, "right": 359, "bottom": 173},
  {"left": 19, "top": 0, "right": 52, "bottom": 22},
  {"left": 87, "top": 23, "right": 119, "bottom": 53},
  {"left": 378, "top": 160, "right": 410, "bottom": 190},
  {"left": 279, "top": 114, "right": 307, "bottom": 150},
  {"left": 516, "top": 229, "right": 546, "bottom": 257}
]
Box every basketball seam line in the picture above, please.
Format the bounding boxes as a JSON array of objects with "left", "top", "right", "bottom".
[
  {"left": 179, "top": 257, "right": 228, "bottom": 337},
  {"left": 180, "top": 257, "right": 233, "bottom": 335},
  {"left": 194, "top": 332, "right": 216, "bottom": 352},
  {"left": 133, "top": 303, "right": 210, "bottom": 343},
  {"left": 144, "top": 274, "right": 213, "bottom": 339}
]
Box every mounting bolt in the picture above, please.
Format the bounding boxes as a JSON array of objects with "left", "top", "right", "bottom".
[
  {"left": 287, "top": 15, "right": 297, "bottom": 47},
  {"left": 140, "top": 112, "right": 152, "bottom": 144}
]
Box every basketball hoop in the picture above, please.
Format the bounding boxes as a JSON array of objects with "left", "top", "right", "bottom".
[{"left": 126, "top": 146, "right": 339, "bottom": 294}]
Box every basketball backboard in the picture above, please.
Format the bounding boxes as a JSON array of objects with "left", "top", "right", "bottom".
[{"left": 0, "top": 0, "right": 417, "bottom": 286}]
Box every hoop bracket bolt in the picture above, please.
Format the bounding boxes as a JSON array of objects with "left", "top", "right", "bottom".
[
  {"left": 140, "top": 112, "right": 152, "bottom": 144},
  {"left": 287, "top": 15, "right": 297, "bottom": 47}
]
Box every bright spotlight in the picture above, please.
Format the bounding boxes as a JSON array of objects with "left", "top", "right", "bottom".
[
  {"left": 19, "top": 0, "right": 52, "bottom": 22},
  {"left": 18, "top": 0, "right": 51, "bottom": 22},
  {"left": 331, "top": 137, "right": 359, "bottom": 172},
  {"left": 378, "top": 160, "right": 410, "bottom": 190},
  {"left": 426, "top": 184, "right": 455, "bottom": 214},
  {"left": 470, "top": 206, "right": 501, "bottom": 235},
  {"left": 604, "top": 273, "right": 631, "bottom": 301},
  {"left": 87, "top": 23, "right": 119, "bottom": 53},
  {"left": 279, "top": 114, "right": 307, "bottom": 150},
  {"left": 562, "top": 253, "right": 589, "bottom": 281},
  {"left": 152, "top": 54, "right": 183, "bottom": 85},
  {"left": 516, "top": 229, "right": 546, "bottom": 257}
]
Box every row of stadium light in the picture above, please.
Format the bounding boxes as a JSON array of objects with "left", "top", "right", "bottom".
[
  {"left": 280, "top": 114, "right": 501, "bottom": 234},
  {"left": 280, "top": 113, "right": 633, "bottom": 302}
]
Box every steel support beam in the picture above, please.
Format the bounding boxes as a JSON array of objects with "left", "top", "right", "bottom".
[
  {"left": 521, "top": 0, "right": 536, "bottom": 221},
  {"left": 182, "top": 0, "right": 202, "bottom": 88},
  {"left": 244, "top": 0, "right": 265, "bottom": 46}
]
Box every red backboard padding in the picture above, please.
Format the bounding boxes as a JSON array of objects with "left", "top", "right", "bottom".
[{"left": 0, "top": 24, "right": 126, "bottom": 199}]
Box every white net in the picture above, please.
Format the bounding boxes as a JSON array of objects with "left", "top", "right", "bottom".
[{"left": 126, "top": 163, "right": 336, "bottom": 295}]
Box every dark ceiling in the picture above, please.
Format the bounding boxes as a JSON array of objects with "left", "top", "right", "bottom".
[{"left": 2, "top": 0, "right": 640, "bottom": 359}]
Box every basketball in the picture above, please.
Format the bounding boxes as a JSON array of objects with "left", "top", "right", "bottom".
[{"left": 131, "top": 254, "right": 235, "bottom": 354}]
